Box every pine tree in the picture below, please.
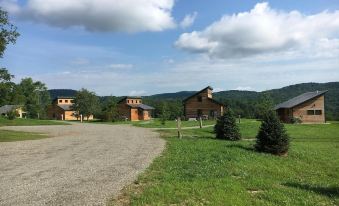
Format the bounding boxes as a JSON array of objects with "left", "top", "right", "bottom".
[
  {"left": 214, "top": 109, "right": 241, "bottom": 141},
  {"left": 255, "top": 110, "right": 290, "bottom": 155}
]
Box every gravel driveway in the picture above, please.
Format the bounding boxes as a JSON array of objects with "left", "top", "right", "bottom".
[{"left": 0, "top": 123, "right": 165, "bottom": 206}]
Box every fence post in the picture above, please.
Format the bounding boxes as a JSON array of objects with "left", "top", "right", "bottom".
[
  {"left": 80, "top": 114, "right": 83, "bottom": 123},
  {"left": 177, "top": 117, "right": 182, "bottom": 139},
  {"left": 238, "top": 115, "right": 241, "bottom": 124},
  {"left": 199, "top": 117, "right": 203, "bottom": 128}
]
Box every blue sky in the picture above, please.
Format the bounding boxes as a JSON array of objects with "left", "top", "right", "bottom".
[{"left": 1, "top": 0, "right": 339, "bottom": 96}]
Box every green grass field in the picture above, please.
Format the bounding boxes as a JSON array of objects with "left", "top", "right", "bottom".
[
  {"left": 0, "top": 117, "right": 68, "bottom": 142},
  {"left": 113, "top": 120, "right": 339, "bottom": 205},
  {"left": 0, "top": 117, "right": 69, "bottom": 127}
]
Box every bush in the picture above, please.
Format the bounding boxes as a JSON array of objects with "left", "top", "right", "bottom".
[
  {"left": 6, "top": 110, "right": 18, "bottom": 120},
  {"left": 290, "top": 117, "right": 302, "bottom": 124},
  {"left": 255, "top": 110, "right": 290, "bottom": 155},
  {"left": 214, "top": 109, "right": 241, "bottom": 141}
]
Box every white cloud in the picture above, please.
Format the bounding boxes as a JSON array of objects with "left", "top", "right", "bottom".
[
  {"left": 3, "top": 0, "right": 176, "bottom": 32},
  {"left": 180, "top": 12, "right": 197, "bottom": 29},
  {"left": 70, "top": 58, "right": 90, "bottom": 66},
  {"left": 175, "top": 2, "right": 339, "bottom": 59},
  {"left": 108, "top": 64, "right": 133, "bottom": 69},
  {"left": 129, "top": 90, "right": 147, "bottom": 96},
  {"left": 235, "top": 86, "right": 254, "bottom": 91}
]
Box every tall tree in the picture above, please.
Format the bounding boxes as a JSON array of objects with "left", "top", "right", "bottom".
[
  {"left": 101, "top": 96, "right": 119, "bottom": 122},
  {"left": 16, "top": 78, "right": 50, "bottom": 119},
  {"left": 72, "top": 88, "right": 100, "bottom": 120},
  {"left": 0, "top": 8, "right": 19, "bottom": 57},
  {"left": 0, "top": 68, "right": 15, "bottom": 106},
  {"left": 255, "top": 92, "right": 274, "bottom": 119}
]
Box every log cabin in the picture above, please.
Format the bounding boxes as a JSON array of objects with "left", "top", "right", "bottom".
[
  {"left": 274, "top": 90, "right": 327, "bottom": 123},
  {"left": 47, "top": 96, "right": 94, "bottom": 120},
  {"left": 183, "top": 86, "right": 225, "bottom": 120},
  {"left": 117, "top": 96, "right": 154, "bottom": 121}
]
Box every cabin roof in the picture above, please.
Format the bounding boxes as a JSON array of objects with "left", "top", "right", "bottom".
[
  {"left": 127, "top": 103, "right": 154, "bottom": 110},
  {"left": 274, "top": 90, "right": 328, "bottom": 110},
  {"left": 0, "top": 105, "right": 22, "bottom": 114},
  {"left": 182, "top": 86, "right": 213, "bottom": 102},
  {"left": 57, "top": 104, "right": 73, "bottom": 111}
]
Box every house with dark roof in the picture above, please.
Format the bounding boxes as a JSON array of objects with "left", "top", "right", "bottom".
[
  {"left": 183, "top": 86, "right": 225, "bottom": 120},
  {"left": 274, "top": 90, "right": 328, "bottom": 123},
  {"left": 47, "top": 96, "right": 94, "bottom": 120},
  {"left": 117, "top": 96, "right": 154, "bottom": 121},
  {"left": 0, "top": 105, "right": 26, "bottom": 118}
]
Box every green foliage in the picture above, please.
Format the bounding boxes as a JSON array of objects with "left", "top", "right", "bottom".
[
  {"left": 255, "top": 92, "right": 274, "bottom": 119},
  {"left": 0, "top": 117, "right": 69, "bottom": 126},
  {"left": 214, "top": 109, "right": 241, "bottom": 140},
  {"left": 72, "top": 88, "right": 100, "bottom": 120},
  {"left": 0, "top": 8, "right": 19, "bottom": 58},
  {"left": 0, "top": 130, "right": 48, "bottom": 142},
  {"left": 0, "top": 68, "right": 15, "bottom": 106},
  {"left": 100, "top": 96, "right": 119, "bottom": 122},
  {"left": 16, "top": 78, "right": 50, "bottom": 119},
  {"left": 143, "top": 98, "right": 183, "bottom": 120},
  {"left": 6, "top": 109, "right": 17, "bottom": 120},
  {"left": 255, "top": 110, "right": 290, "bottom": 155},
  {"left": 160, "top": 102, "right": 170, "bottom": 125}
]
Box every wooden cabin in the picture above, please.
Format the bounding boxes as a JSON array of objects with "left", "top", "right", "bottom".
[
  {"left": 0, "top": 105, "right": 26, "bottom": 118},
  {"left": 47, "top": 97, "right": 93, "bottom": 121},
  {"left": 183, "top": 86, "right": 225, "bottom": 120},
  {"left": 274, "top": 91, "right": 327, "bottom": 123},
  {"left": 117, "top": 97, "right": 154, "bottom": 121}
]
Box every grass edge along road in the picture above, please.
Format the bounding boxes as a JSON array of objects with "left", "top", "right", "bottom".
[
  {"left": 111, "top": 120, "right": 339, "bottom": 206},
  {"left": 0, "top": 117, "right": 69, "bottom": 142}
]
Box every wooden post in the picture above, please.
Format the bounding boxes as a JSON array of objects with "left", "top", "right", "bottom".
[
  {"left": 61, "top": 114, "right": 64, "bottom": 121},
  {"left": 80, "top": 114, "right": 83, "bottom": 123},
  {"left": 238, "top": 115, "right": 241, "bottom": 124},
  {"left": 199, "top": 117, "right": 203, "bottom": 128},
  {"left": 177, "top": 117, "right": 182, "bottom": 139}
]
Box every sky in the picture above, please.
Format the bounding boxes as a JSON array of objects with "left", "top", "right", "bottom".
[{"left": 0, "top": 0, "right": 339, "bottom": 96}]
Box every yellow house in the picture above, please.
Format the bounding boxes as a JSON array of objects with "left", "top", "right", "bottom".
[
  {"left": 0, "top": 105, "right": 26, "bottom": 118},
  {"left": 47, "top": 97, "right": 93, "bottom": 121}
]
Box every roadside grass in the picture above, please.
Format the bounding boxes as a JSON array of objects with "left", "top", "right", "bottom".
[
  {"left": 113, "top": 121, "right": 339, "bottom": 206},
  {"left": 0, "top": 130, "right": 48, "bottom": 142},
  {"left": 0, "top": 117, "right": 69, "bottom": 127},
  {"left": 0, "top": 117, "right": 68, "bottom": 142}
]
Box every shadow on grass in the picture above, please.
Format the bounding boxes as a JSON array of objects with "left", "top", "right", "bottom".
[{"left": 283, "top": 182, "right": 339, "bottom": 197}]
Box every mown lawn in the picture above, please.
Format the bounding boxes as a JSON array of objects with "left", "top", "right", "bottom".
[
  {"left": 0, "top": 117, "right": 68, "bottom": 142},
  {"left": 0, "top": 117, "right": 69, "bottom": 127},
  {"left": 89, "top": 118, "right": 217, "bottom": 128},
  {"left": 0, "top": 130, "right": 48, "bottom": 142},
  {"left": 113, "top": 121, "right": 339, "bottom": 205}
]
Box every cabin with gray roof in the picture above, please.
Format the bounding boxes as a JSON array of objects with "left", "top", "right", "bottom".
[
  {"left": 274, "top": 90, "right": 327, "bottom": 123},
  {"left": 117, "top": 96, "right": 154, "bottom": 121},
  {"left": 0, "top": 105, "right": 26, "bottom": 118}
]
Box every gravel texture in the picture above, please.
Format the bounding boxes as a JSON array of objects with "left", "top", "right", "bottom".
[{"left": 0, "top": 123, "right": 165, "bottom": 206}]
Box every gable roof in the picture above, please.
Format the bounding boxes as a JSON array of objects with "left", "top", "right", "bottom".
[
  {"left": 57, "top": 104, "right": 73, "bottom": 111},
  {"left": 0, "top": 105, "right": 22, "bottom": 114},
  {"left": 183, "top": 86, "right": 213, "bottom": 102},
  {"left": 274, "top": 90, "right": 328, "bottom": 110},
  {"left": 127, "top": 103, "right": 154, "bottom": 110}
]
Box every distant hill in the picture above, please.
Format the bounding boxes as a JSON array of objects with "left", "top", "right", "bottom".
[
  {"left": 48, "top": 82, "right": 339, "bottom": 120},
  {"left": 48, "top": 89, "right": 77, "bottom": 100}
]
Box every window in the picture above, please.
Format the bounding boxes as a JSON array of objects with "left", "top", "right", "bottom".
[
  {"left": 315, "top": 110, "right": 322, "bottom": 115},
  {"left": 127, "top": 100, "right": 129, "bottom": 103},
  {"left": 307, "top": 110, "right": 322, "bottom": 115},
  {"left": 71, "top": 100, "right": 74, "bottom": 103},
  {"left": 59, "top": 100, "right": 62, "bottom": 103},
  {"left": 197, "top": 109, "right": 203, "bottom": 117},
  {"left": 197, "top": 96, "right": 202, "bottom": 102},
  {"left": 307, "top": 110, "right": 315, "bottom": 115},
  {"left": 131, "top": 100, "right": 134, "bottom": 103},
  {"left": 65, "top": 100, "right": 68, "bottom": 103}
]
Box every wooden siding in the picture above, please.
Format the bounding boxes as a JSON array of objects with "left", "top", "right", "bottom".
[
  {"left": 292, "top": 95, "right": 325, "bottom": 123},
  {"left": 184, "top": 88, "right": 224, "bottom": 119},
  {"left": 277, "top": 95, "right": 325, "bottom": 123}
]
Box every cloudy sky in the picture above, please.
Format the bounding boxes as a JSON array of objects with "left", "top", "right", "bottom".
[{"left": 1, "top": 0, "right": 339, "bottom": 96}]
